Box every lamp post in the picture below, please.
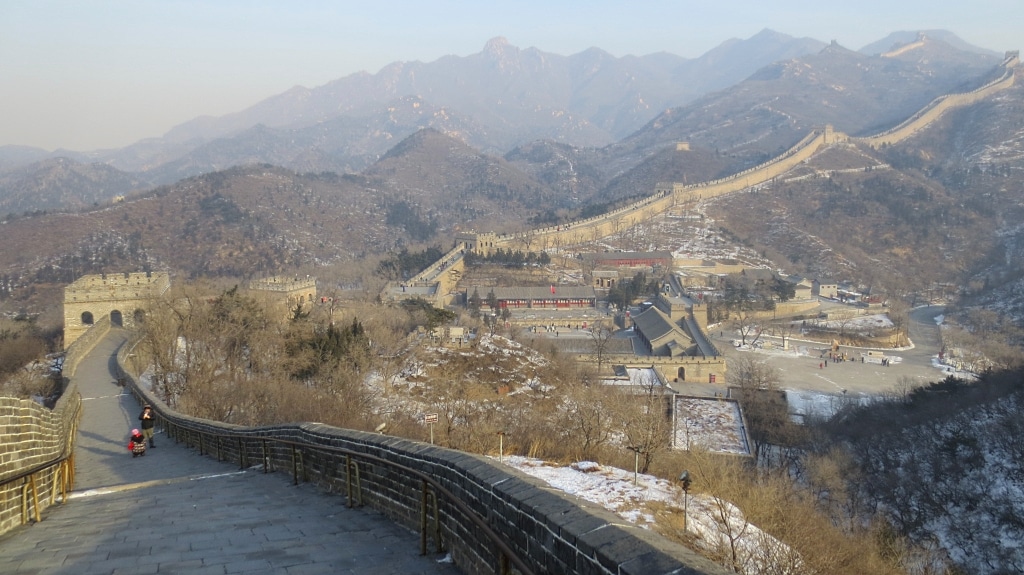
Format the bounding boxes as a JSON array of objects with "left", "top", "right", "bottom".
[
  {"left": 497, "top": 431, "right": 506, "bottom": 463},
  {"left": 678, "top": 470, "right": 692, "bottom": 531}
]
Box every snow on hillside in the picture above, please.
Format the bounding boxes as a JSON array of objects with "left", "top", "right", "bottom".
[{"left": 502, "top": 456, "right": 799, "bottom": 574}]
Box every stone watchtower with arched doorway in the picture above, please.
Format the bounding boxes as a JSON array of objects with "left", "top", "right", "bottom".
[
  {"left": 247, "top": 275, "right": 317, "bottom": 319},
  {"left": 63, "top": 272, "right": 171, "bottom": 348}
]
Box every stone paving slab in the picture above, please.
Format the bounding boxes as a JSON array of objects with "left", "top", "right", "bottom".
[{"left": 0, "top": 330, "right": 461, "bottom": 574}]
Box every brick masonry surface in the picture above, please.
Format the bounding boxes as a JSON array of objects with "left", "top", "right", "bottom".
[{"left": 0, "top": 388, "right": 80, "bottom": 535}]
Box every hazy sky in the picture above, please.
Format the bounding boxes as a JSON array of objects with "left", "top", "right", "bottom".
[{"left": 2, "top": 0, "right": 1020, "bottom": 151}]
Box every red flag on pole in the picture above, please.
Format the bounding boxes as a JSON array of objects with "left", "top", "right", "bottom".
[{"left": 550, "top": 285, "right": 556, "bottom": 294}]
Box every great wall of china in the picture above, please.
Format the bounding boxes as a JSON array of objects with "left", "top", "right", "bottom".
[
  {"left": 857, "top": 51, "right": 1019, "bottom": 148},
  {"left": 394, "top": 51, "right": 1019, "bottom": 305}
]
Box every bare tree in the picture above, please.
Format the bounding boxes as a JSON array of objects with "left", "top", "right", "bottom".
[
  {"left": 732, "top": 311, "right": 764, "bottom": 346},
  {"left": 617, "top": 373, "right": 671, "bottom": 473},
  {"left": 364, "top": 306, "right": 415, "bottom": 397},
  {"left": 514, "top": 227, "right": 536, "bottom": 253},
  {"left": 587, "top": 226, "right": 602, "bottom": 250},
  {"left": 557, "top": 372, "right": 617, "bottom": 460},
  {"left": 0, "top": 319, "right": 46, "bottom": 382},
  {"left": 1, "top": 366, "right": 54, "bottom": 399},
  {"left": 136, "top": 286, "right": 205, "bottom": 406},
  {"left": 769, "top": 319, "right": 796, "bottom": 350},
  {"left": 729, "top": 356, "right": 797, "bottom": 465},
  {"left": 885, "top": 298, "right": 910, "bottom": 348},
  {"left": 731, "top": 355, "right": 780, "bottom": 391},
  {"left": 424, "top": 349, "right": 476, "bottom": 449},
  {"left": 688, "top": 451, "right": 759, "bottom": 572},
  {"left": 588, "top": 320, "right": 616, "bottom": 374}
]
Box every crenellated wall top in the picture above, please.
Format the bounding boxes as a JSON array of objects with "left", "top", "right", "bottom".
[{"left": 64, "top": 272, "right": 170, "bottom": 301}]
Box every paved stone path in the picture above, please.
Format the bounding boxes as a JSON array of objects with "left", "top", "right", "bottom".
[{"left": 0, "top": 330, "right": 461, "bottom": 575}]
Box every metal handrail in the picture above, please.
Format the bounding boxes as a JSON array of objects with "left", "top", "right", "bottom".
[
  {"left": 158, "top": 417, "right": 535, "bottom": 575},
  {"left": 0, "top": 453, "right": 72, "bottom": 490}
]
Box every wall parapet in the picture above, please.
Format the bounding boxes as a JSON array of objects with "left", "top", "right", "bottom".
[
  {"left": 0, "top": 383, "right": 81, "bottom": 537},
  {"left": 62, "top": 316, "right": 112, "bottom": 378},
  {"left": 0, "top": 317, "right": 111, "bottom": 536},
  {"left": 116, "top": 353, "right": 729, "bottom": 575}
]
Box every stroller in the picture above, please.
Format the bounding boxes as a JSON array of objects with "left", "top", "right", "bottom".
[{"left": 128, "top": 429, "right": 147, "bottom": 457}]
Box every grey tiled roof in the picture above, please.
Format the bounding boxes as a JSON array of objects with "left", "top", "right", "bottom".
[
  {"left": 632, "top": 306, "right": 694, "bottom": 353},
  {"left": 632, "top": 307, "right": 677, "bottom": 341}
]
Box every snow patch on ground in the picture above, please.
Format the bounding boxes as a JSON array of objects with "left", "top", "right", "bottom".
[
  {"left": 503, "top": 456, "right": 798, "bottom": 574},
  {"left": 674, "top": 396, "right": 749, "bottom": 455}
]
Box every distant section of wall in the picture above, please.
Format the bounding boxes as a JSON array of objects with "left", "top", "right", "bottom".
[
  {"left": 666, "top": 127, "right": 836, "bottom": 205},
  {"left": 491, "top": 188, "right": 679, "bottom": 254},
  {"left": 468, "top": 127, "right": 835, "bottom": 260},
  {"left": 676, "top": 260, "right": 753, "bottom": 276},
  {"left": 386, "top": 244, "right": 467, "bottom": 306},
  {"left": 857, "top": 63, "right": 1017, "bottom": 148},
  {"left": 881, "top": 34, "right": 927, "bottom": 58}
]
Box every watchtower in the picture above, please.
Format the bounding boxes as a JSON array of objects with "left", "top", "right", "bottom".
[
  {"left": 248, "top": 275, "right": 317, "bottom": 318},
  {"left": 454, "top": 231, "right": 499, "bottom": 256},
  {"left": 63, "top": 272, "right": 171, "bottom": 348}
]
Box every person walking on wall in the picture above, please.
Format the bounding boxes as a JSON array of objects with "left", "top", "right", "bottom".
[{"left": 139, "top": 405, "right": 157, "bottom": 447}]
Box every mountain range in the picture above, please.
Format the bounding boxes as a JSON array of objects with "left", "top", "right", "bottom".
[
  {"left": 2, "top": 28, "right": 1022, "bottom": 575},
  {"left": 2, "top": 29, "right": 833, "bottom": 193},
  {"left": 1, "top": 29, "right": 1022, "bottom": 324},
  {"left": 0, "top": 30, "right": 1002, "bottom": 211}
]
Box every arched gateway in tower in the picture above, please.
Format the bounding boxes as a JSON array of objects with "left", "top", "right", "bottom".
[{"left": 63, "top": 272, "right": 171, "bottom": 348}]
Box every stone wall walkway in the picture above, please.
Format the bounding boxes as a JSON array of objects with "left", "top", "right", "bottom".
[{"left": 0, "top": 330, "right": 461, "bottom": 575}]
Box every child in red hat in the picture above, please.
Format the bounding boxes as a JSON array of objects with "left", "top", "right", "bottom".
[{"left": 128, "top": 428, "right": 147, "bottom": 457}]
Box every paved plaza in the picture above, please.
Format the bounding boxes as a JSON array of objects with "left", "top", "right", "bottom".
[
  {"left": 720, "top": 305, "right": 948, "bottom": 396},
  {"left": 539, "top": 303, "right": 950, "bottom": 402}
]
